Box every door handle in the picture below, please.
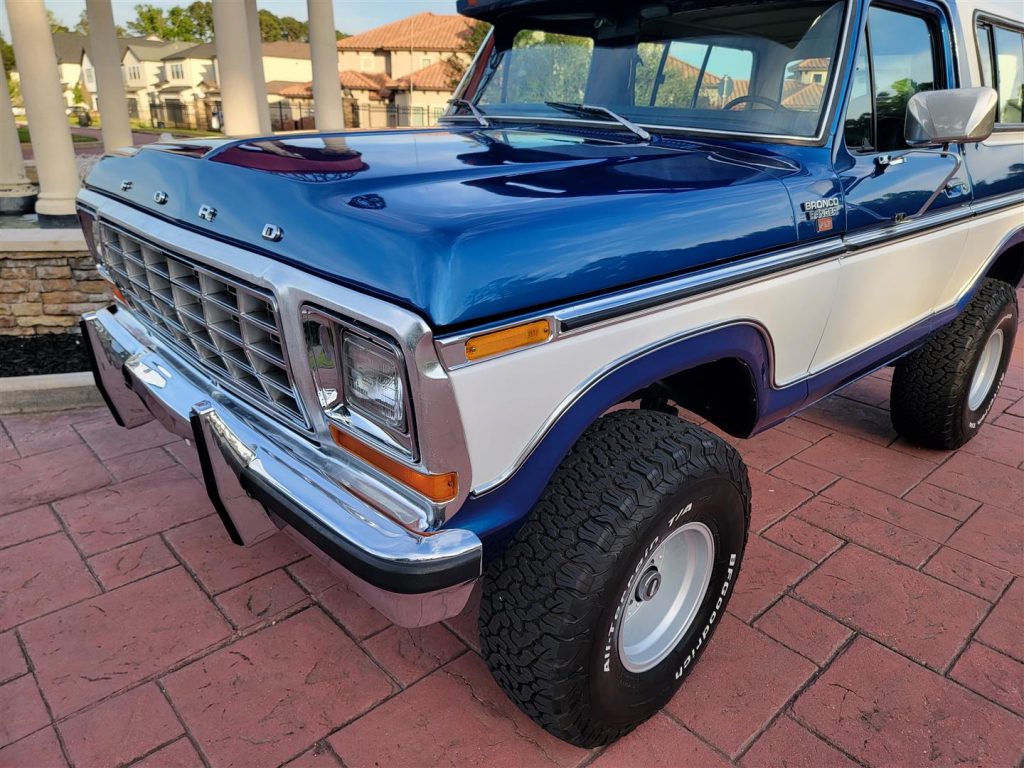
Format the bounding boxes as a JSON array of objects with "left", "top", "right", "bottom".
[
  {"left": 876, "top": 154, "right": 907, "bottom": 169},
  {"left": 945, "top": 181, "right": 969, "bottom": 198}
]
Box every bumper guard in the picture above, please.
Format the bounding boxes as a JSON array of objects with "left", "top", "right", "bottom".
[{"left": 81, "top": 307, "right": 481, "bottom": 627}]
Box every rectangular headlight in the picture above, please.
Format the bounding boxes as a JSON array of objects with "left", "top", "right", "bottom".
[{"left": 342, "top": 334, "right": 405, "bottom": 430}]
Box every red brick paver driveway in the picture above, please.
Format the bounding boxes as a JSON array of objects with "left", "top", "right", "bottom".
[{"left": 1, "top": 324, "right": 1022, "bottom": 767}]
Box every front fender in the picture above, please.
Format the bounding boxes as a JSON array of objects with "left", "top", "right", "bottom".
[{"left": 447, "top": 323, "right": 798, "bottom": 553}]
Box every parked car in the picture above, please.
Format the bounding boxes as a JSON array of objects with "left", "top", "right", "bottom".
[{"left": 77, "top": 0, "right": 1022, "bottom": 747}]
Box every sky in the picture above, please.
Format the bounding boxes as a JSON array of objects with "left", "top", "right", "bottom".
[{"left": 1, "top": 1, "right": 458, "bottom": 39}]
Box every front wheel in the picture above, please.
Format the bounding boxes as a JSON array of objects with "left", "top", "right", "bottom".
[
  {"left": 479, "top": 410, "right": 750, "bottom": 747},
  {"left": 891, "top": 278, "right": 1018, "bottom": 449}
]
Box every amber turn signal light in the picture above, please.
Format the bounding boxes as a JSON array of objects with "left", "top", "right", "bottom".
[
  {"left": 465, "top": 319, "right": 551, "bottom": 361},
  {"left": 330, "top": 425, "right": 458, "bottom": 503}
]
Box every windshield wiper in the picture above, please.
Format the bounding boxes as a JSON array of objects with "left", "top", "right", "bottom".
[
  {"left": 544, "top": 102, "right": 652, "bottom": 142},
  {"left": 445, "top": 98, "right": 491, "bottom": 128}
]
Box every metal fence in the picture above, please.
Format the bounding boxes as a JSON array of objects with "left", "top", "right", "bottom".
[
  {"left": 352, "top": 104, "right": 447, "bottom": 129},
  {"left": 134, "top": 99, "right": 448, "bottom": 133},
  {"left": 144, "top": 101, "right": 214, "bottom": 132},
  {"left": 269, "top": 101, "right": 316, "bottom": 132}
]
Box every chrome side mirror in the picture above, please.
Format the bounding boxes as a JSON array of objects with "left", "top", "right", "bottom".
[{"left": 905, "top": 87, "right": 998, "bottom": 146}]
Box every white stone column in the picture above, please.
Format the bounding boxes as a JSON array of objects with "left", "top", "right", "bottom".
[
  {"left": 212, "top": 0, "right": 262, "bottom": 136},
  {"left": 0, "top": 53, "right": 38, "bottom": 214},
  {"left": 307, "top": 0, "right": 344, "bottom": 131},
  {"left": 7, "top": 0, "right": 80, "bottom": 225},
  {"left": 86, "top": 0, "right": 133, "bottom": 152},
  {"left": 245, "top": 0, "right": 271, "bottom": 134}
]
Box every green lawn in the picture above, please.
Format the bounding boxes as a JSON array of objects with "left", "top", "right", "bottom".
[{"left": 18, "top": 127, "right": 97, "bottom": 143}]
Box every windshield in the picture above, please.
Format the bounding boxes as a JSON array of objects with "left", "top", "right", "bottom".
[{"left": 468, "top": 1, "right": 847, "bottom": 139}]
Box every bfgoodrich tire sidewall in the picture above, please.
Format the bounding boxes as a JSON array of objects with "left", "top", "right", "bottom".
[
  {"left": 588, "top": 475, "right": 746, "bottom": 729},
  {"left": 962, "top": 303, "right": 1017, "bottom": 437}
]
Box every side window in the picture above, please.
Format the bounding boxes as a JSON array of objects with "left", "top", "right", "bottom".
[
  {"left": 844, "top": 29, "right": 874, "bottom": 149},
  {"left": 843, "top": 6, "right": 943, "bottom": 153},
  {"left": 976, "top": 22, "right": 1024, "bottom": 125},
  {"left": 634, "top": 42, "right": 754, "bottom": 109},
  {"left": 993, "top": 27, "right": 1024, "bottom": 123},
  {"left": 869, "top": 7, "right": 940, "bottom": 152},
  {"left": 977, "top": 24, "right": 996, "bottom": 94}
]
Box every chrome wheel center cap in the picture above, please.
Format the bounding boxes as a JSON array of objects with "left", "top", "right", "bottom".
[
  {"left": 618, "top": 521, "right": 716, "bottom": 673},
  {"left": 636, "top": 568, "right": 662, "bottom": 601}
]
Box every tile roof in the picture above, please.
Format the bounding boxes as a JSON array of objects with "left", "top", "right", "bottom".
[
  {"left": 86, "top": 35, "right": 173, "bottom": 63},
  {"left": 793, "top": 57, "right": 831, "bottom": 71},
  {"left": 782, "top": 79, "right": 807, "bottom": 98},
  {"left": 340, "top": 70, "right": 390, "bottom": 91},
  {"left": 388, "top": 60, "right": 458, "bottom": 91},
  {"left": 278, "top": 82, "right": 312, "bottom": 98},
  {"left": 52, "top": 32, "right": 87, "bottom": 65},
  {"left": 782, "top": 82, "right": 824, "bottom": 108},
  {"left": 262, "top": 41, "right": 311, "bottom": 60},
  {"left": 337, "top": 12, "right": 476, "bottom": 53},
  {"left": 266, "top": 80, "right": 308, "bottom": 96},
  {"left": 278, "top": 70, "right": 391, "bottom": 99},
  {"left": 163, "top": 42, "right": 217, "bottom": 61}
]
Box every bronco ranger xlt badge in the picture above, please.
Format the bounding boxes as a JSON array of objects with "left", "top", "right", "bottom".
[{"left": 77, "top": 0, "right": 1022, "bottom": 748}]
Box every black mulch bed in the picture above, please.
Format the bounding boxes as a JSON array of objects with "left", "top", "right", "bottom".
[{"left": 0, "top": 333, "right": 92, "bottom": 377}]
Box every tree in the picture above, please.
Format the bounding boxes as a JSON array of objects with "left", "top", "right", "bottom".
[
  {"left": 1, "top": 32, "right": 15, "bottom": 73},
  {"left": 47, "top": 9, "right": 70, "bottom": 33},
  {"left": 258, "top": 9, "right": 283, "bottom": 42},
  {"left": 74, "top": 9, "right": 89, "bottom": 35},
  {"left": 166, "top": 6, "right": 199, "bottom": 41},
  {"left": 187, "top": 2, "right": 215, "bottom": 42},
  {"left": 127, "top": 4, "right": 170, "bottom": 37},
  {"left": 72, "top": 81, "right": 85, "bottom": 105},
  {"left": 444, "top": 21, "right": 490, "bottom": 88},
  {"left": 278, "top": 16, "right": 309, "bottom": 43}
]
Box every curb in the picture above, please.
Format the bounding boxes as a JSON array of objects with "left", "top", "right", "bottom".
[{"left": 0, "top": 372, "right": 103, "bottom": 415}]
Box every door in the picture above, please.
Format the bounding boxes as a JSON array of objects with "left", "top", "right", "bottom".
[{"left": 810, "top": 2, "right": 972, "bottom": 373}]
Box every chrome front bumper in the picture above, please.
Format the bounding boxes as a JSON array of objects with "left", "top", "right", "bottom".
[{"left": 81, "top": 306, "right": 481, "bottom": 627}]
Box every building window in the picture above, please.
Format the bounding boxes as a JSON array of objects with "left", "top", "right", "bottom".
[
  {"left": 85, "top": 68, "right": 94, "bottom": 85},
  {"left": 170, "top": 63, "right": 184, "bottom": 79},
  {"left": 812, "top": 72, "right": 823, "bottom": 83},
  {"left": 360, "top": 54, "right": 374, "bottom": 71},
  {"left": 421, "top": 56, "right": 432, "bottom": 68},
  {"left": 128, "top": 65, "right": 141, "bottom": 81}
]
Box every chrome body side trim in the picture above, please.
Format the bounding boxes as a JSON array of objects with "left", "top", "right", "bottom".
[
  {"left": 460, "top": 197, "right": 1023, "bottom": 496},
  {"left": 78, "top": 188, "right": 474, "bottom": 526},
  {"left": 81, "top": 307, "right": 480, "bottom": 626},
  {"left": 435, "top": 190, "right": 1024, "bottom": 371}
]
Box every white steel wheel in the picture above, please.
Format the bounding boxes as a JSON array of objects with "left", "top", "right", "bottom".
[
  {"left": 617, "top": 521, "right": 715, "bottom": 673},
  {"left": 968, "top": 328, "right": 1004, "bottom": 411}
]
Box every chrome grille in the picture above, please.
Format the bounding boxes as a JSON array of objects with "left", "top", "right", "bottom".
[{"left": 97, "top": 223, "right": 307, "bottom": 426}]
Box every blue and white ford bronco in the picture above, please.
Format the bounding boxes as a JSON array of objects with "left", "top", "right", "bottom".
[{"left": 78, "top": 0, "right": 1021, "bottom": 746}]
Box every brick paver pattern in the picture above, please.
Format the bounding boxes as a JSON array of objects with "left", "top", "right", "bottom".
[{"left": 1, "top": 303, "right": 1021, "bottom": 767}]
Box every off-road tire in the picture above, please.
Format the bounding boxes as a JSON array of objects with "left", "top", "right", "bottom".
[
  {"left": 891, "top": 278, "right": 1017, "bottom": 449},
  {"left": 479, "top": 410, "right": 751, "bottom": 747}
]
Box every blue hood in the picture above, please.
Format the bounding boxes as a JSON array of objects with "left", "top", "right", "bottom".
[{"left": 84, "top": 127, "right": 801, "bottom": 330}]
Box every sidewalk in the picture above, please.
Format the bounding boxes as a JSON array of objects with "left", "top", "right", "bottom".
[{"left": 0, "top": 311, "right": 1021, "bottom": 767}]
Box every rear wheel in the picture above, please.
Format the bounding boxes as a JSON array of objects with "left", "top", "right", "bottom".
[
  {"left": 891, "top": 279, "right": 1017, "bottom": 449},
  {"left": 479, "top": 410, "right": 750, "bottom": 747}
]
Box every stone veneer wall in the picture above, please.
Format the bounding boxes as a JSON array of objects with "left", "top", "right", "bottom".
[{"left": 1, "top": 251, "right": 111, "bottom": 336}]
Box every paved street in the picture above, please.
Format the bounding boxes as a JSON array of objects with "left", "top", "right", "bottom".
[{"left": 0, "top": 309, "right": 1021, "bottom": 767}]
